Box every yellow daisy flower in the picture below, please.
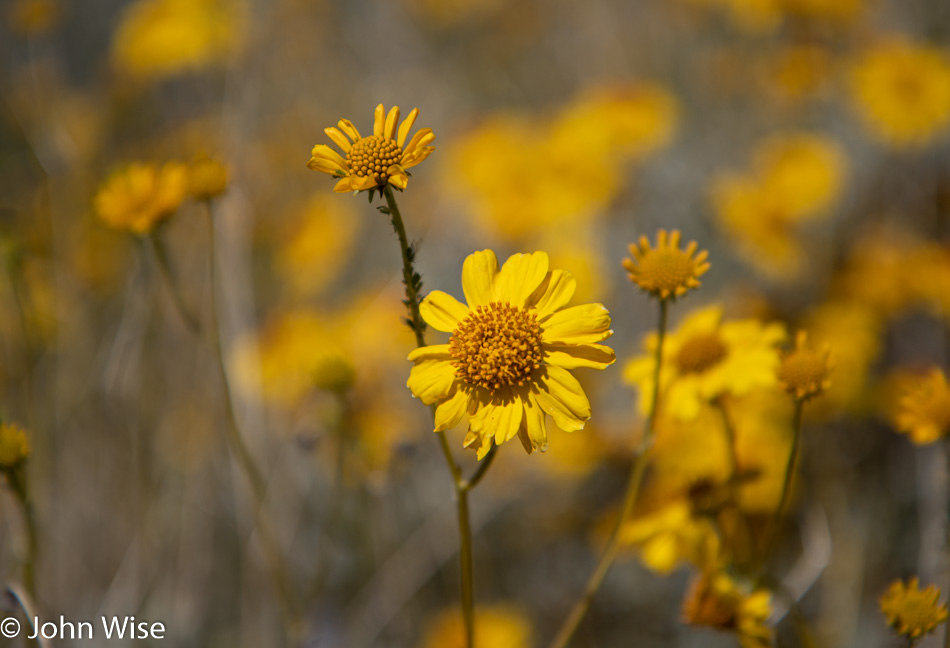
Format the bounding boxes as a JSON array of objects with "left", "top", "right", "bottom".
[
  {"left": 621, "top": 499, "right": 723, "bottom": 574},
  {"left": 880, "top": 577, "right": 949, "bottom": 639},
  {"left": 682, "top": 571, "right": 774, "bottom": 648},
  {"left": 623, "top": 305, "right": 786, "bottom": 420},
  {"left": 419, "top": 603, "right": 533, "bottom": 648},
  {"left": 0, "top": 422, "right": 30, "bottom": 470},
  {"left": 94, "top": 162, "right": 188, "bottom": 235},
  {"left": 851, "top": 39, "right": 950, "bottom": 148},
  {"left": 308, "top": 104, "right": 435, "bottom": 193},
  {"left": 893, "top": 368, "right": 950, "bottom": 445},
  {"left": 777, "top": 330, "right": 834, "bottom": 402},
  {"left": 407, "top": 250, "right": 615, "bottom": 459},
  {"left": 188, "top": 154, "right": 229, "bottom": 201},
  {"left": 623, "top": 229, "right": 710, "bottom": 301}
]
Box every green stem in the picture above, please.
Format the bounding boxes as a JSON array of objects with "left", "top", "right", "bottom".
[
  {"left": 7, "top": 467, "right": 37, "bottom": 597},
  {"left": 383, "top": 185, "right": 482, "bottom": 648},
  {"left": 148, "top": 231, "right": 202, "bottom": 338},
  {"left": 760, "top": 399, "right": 804, "bottom": 573},
  {"left": 550, "top": 298, "right": 669, "bottom": 648}
]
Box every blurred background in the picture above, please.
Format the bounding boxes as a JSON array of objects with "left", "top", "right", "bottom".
[{"left": 1, "top": 0, "right": 950, "bottom": 645}]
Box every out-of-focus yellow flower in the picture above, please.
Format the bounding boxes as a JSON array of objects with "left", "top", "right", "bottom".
[
  {"left": 892, "top": 368, "right": 950, "bottom": 445},
  {"left": 419, "top": 603, "right": 533, "bottom": 648},
  {"left": 6, "top": 0, "right": 59, "bottom": 35},
  {"left": 308, "top": 104, "right": 435, "bottom": 193},
  {"left": 851, "top": 39, "right": 950, "bottom": 148},
  {"left": 624, "top": 305, "right": 785, "bottom": 420},
  {"left": 94, "top": 162, "right": 188, "bottom": 235},
  {"left": 880, "top": 577, "right": 949, "bottom": 640},
  {"left": 188, "top": 154, "right": 229, "bottom": 201},
  {"left": 763, "top": 45, "right": 833, "bottom": 103},
  {"left": 832, "top": 226, "right": 919, "bottom": 316},
  {"left": 0, "top": 423, "right": 30, "bottom": 470},
  {"left": 753, "top": 133, "right": 846, "bottom": 219},
  {"left": 777, "top": 331, "right": 833, "bottom": 402},
  {"left": 682, "top": 572, "right": 774, "bottom": 648},
  {"left": 112, "top": 0, "right": 246, "bottom": 81},
  {"left": 622, "top": 499, "right": 723, "bottom": 574},
  {"left": 623, "top": 229, "right": 709, "bottom": 301},
  {"left": 407, "top": 250, "right": 615, "bottom": 459}
]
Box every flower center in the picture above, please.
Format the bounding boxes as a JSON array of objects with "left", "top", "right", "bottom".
[
  {"left": 682, "top": 577, "right": 738, "bottom": 631},
  {"left": 346, "top": 135, "right": 403, "bottom": 184},
  {"left": 449, "top": 302, "right": 543, "bottom": 393},
  {"left": 638, "top": 249, "right": 698, "bottom": 295},
  {"left": 921, "top": 389, "right": 950, "bottom": 434},
  {"left": 778, "top": 351, "right": 829, "bottom": 398},
  {"left": 676, "top": 333, "right": 728, "bottom": 374}
]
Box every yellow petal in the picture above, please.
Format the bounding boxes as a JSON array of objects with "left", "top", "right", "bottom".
[
  {"left": 352, "top": 176, "right": 377, "bottom": 191},
  {"left": 462, "top": 249, "right": 500, "bottom": 307},
  {"left": 529, "top": 269, "right": 577, "bottom": 319},
  {"left": 544, "top": 343, "right": 616, "bottom": 370},
  {"left": 397, "top": 107, "right": 419, "bottom": 147},
  {"left": 324, "top": 126, "right": 352, "bottom": 152},
  {"left": 337, "top": 118, "right": 361, "bottom": 141},
  {"left": 333, "top": 177, "right": 355, "bottom": 192},
  {"left": 310, "top": 144, "right": 347, "bottom": 168},
  {"left": 496, "top": 252, "right": 550, "bottom": 307},
  {"left": 407, "top": 344, "right": 451, "bottom": 362},
  {"left": 387, "top": 165, "right": 408, "bottom": 189},
  {"left": 384, "top": 106, "right": 400, "bottom": 140},
  {"left": 407, "top": 360, "right": 456, "bottom": 404},
  {"left": 521, "top": 395, "right": 547, "bottom": 452},
  {"left": 401, "top": 146, "right": 435, "bottom": 170},
  {"left": 419, "top": 290, "right": 470, "bottom": 332},
  {"left": 307, "top": 156, "right": 346, "bottom": 175},
  {"left": 534, "top": 366, "right": 591, "bottom": 431},
  {"left": 434, "top": 385, "right": 469, "bottom": 431},
  {"left": 404, "top": 128, "right": 434, "bottom": 156},
  {"left": 373, "top": 104, "right": 385, "bottom": 137},
  {"left": 542, "top": 303, "right": 612, "bottom": 344},
  {"left": 463, "top": 428, "right": 494, "bottom": 460},
  {"left": 470, "top": 397, "right": 523, "bottom": 446}
]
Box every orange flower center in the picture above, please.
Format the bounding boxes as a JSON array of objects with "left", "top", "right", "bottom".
[
  {"left": 676, "top": 333, "right": 728, "bottom": 374},
  {"left": 449, "top": 302, "right": 543, "bottom": 393},
  {"left": 682, "top": 577, "right": 738, "bottom": 631},
  {"left": 346, "top": 135, "right": 403, "bottom": 184},
  {"left": 636, "top": 249, "right": 698, "bottom": 295},
  {"left": 778, "top": 349, "right": 830, "bottom": 400}
]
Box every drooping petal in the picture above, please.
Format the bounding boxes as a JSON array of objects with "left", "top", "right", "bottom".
[
  {"left": 401, "top": 146, "right": 435, "bottom": 170},
  {"left": 463, "top": 428, "right": 494, "bottom": 460},
  {"left": 387, "top": 165, "right": 408, "bottom": 189},
  {"left": 397, "top": 108, "right": 419, "bottom": 147},
  {"left": 534, "top": 366, "right": 591, "bottom": 432},
  {"left": 324, "top": 127, "right": 352, "bottom": 153},
  {"left": 383, "top": 106, "right": 400, "bottom": 140},
  {"left": 469, "top": 396, "right": 523, "bottom": 446},
  {"left": 373, "top": 104, "right": 385, "bottom": 137},
  {"left": 542, "top": 303, "right": 612, "bottom": 344},
  {"left": 337, "top": 118, "right": 361, "bottom": 141},
  {"left": 496, "top": 252, "right": 550, "bottom": 307},
  {"left": 351, "top": 176, "right": 378, "bottom": 191},
  {"left": 407, "top": 344, "right": 452, "bottom": 362},
  {"left": 528, "top": 269, "right": 577, "bottom": 318},
  {"left": 544, "top": 343, "right": 616, "bottom": 370},
  {"left": 520, "top": 394, "right": 548, "bottom": 453},
  {"left": 308, "top": 156, "right": 347, "bottom": 176},
  {"left": 309, "top": 144, "right": 348, "bottom": 169},
  {"left": 419, "top": 290, "right": 470, "bottom": 332},
  {"left": 407, "top": 360, "right": 456, "bottom": 404},
  {"left": 434, "top": 385, "right": 469, "bottom": 432},
  {"left": 462, "top": 249, "right": 500, "bottom": 307},
  {"left": 333, "top": 177, "right": 355, "bottom": 193}
]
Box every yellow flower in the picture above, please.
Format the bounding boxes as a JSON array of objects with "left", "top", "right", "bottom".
[
  {"left": 188, "top": 154, "right": 229, "bottom": 201},
  {"left": 419, "top": 603, "right": 533, "bottom": 648},
  {"left": 851, "top": 39, "right": 950, "bottom": 148},
  {"left": 880, "top": 577, "right": 949, "bottom": 639},
  {"left": 682, "top": 572, "right": 774, "bottom": 648},
  {"left": 0, "top": 423, "right": 30, "bottom": 470},
  {"left": 112, "top": 0, "right": 246, "bottom": 81},
  {"left": 308, "top": 104, "right": 435, "bottom": 193},
  {"left": 622, "top": 229, "right": 710, "bottom": 301},
  {"left": 407, "top": 250, "right": 615, "bottom": 459},
  {"left": 624, "top": 305, "right": 786, "bottom": 420},
  {"left": 753, "top": 133, "right": 846, "bottom": 219},
  {"left": 893, "top": 368, "right": 950, "bottom": 445},
  {"left": 622, "top": 499, "right": 723, "bottom": 574},
  {"left": 94, "top": 162, "right": 188, "bottom": 235},
  {"left": 777, "top": 331, "right": 834, "bottom": 402}
]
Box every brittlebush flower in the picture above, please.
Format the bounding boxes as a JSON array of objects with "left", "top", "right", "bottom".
[
  {"left": 188, "top": 154, "right": 228, "bottom": 201},
  {"left": 893, "top": 368, "right": 950, "bottom": 444},
  {"left": 851, "top": 39, "right": 950, "bottom": 148},
  {"left": 94, "top": 162, "right": 188, "bottom": 235},
  {"left": 407, "top": 250, "right": 615, "bottom": 459},
  {"left": 777, "top": 331, "right": 833, "bottom": 402},
  {"left": 623, "top": 229, "right": 709, "bottom": 301},
  {"left": 880, "top": 577, "right": 949, "bottom": 640},
  {"left": 419, "top": 603, "right": 533, "bottom": 648},
  {"left": 308, "top": 104, "right": 435, "bottom": 193},
  {"left": 0, "top": 423, "right": 30, "bottom": 470},
  {"left": 682, "top": 572, "right": 774, "bottom": 648}
]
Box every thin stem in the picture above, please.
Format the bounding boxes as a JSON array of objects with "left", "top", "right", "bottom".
[
  {"left": 148, "top": 231, "right": 202, "bottom": 338},
  {"left": 760, "top": 399, "right": 804, "bottom": 573},
  {"left": 462, "top": 446, "right": 498, "bottom": 492},
  {"left": 944, "top": 437, "right": 950, "bottom": 648},
  {"left": 550, "top": 298, "right": 669, "bottom": 648},
  {"left": 7, "top": 468, "right": 37, "bottom": 597}
]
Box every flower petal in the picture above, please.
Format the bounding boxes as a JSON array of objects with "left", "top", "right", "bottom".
[
  {"left": 401, "top": 146, "right": 435, "bottom": 170},
  {"left": 463, "top": 427, "right": 494, "bottom": 460},
  {"left": 496, "top": 252, "right": 550, "bottom": 307},
  {"left": 309, "top": 144, "right": 347, "bottom": 169},
  {"left": 324, "top": 127, "right": 352, "bottom": 153},
  {"left": 387, "top": 165, "right": 408, "bottom": 189},
  {"left": 520, "top": 394, "right": 548, "bottom": 452},
  {"left": 470, "top": 395, "right": 524, "bottom": 446},
  {"left": 420, "top": 290, "right": 470, "bottom": 332},
  {"left": 544, "top": 343, "right": 616, "bottom": 370},
  {"left": 529, "top": 269, "right": 577, "bottom": 319},
  {"left": 333, "top": 177, "right": 355, "bottom": 192},
  {"left": 397, "top": 108, "right": 419, "bottom": 147},
  {"left": 534, "top": 366, "right": 591, "bottom": 431},
  {"left": 404, "top": 128, "right": 435, "bottom": 156},
  {"left": 542, "top": 303, "right": 612, "bottom": 344},
  {"left": 434, "top": 385, "right": 469, "bottom": 432},
  {"left": 373, "top": 104, "right": 385, "bottom": 137},
  {"left": 337, "top": 118, "right": 361, "bottom": 141},
  {"left": 462, "top": 249, "right": 500, "bottom": 307},
  {"left": 308, "top": 156, "right": 346, "bottom": 176},
  {"left": 407, "top": 344, "right": 451, "bottom": 362},
  {"left": 407, "top": 360, "right": 456, "bottom": 404},
  {"left": 384, "top": 106, "right": 400, "bottom": 141}
]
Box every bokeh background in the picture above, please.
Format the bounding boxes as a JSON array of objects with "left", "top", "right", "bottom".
[{"left": 2, "top": 0, "right": 950, "bottom": 645}]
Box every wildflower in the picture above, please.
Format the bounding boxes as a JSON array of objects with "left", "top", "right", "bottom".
[
  {"left": 407, "top": 250, "right": 615, "bottom": 459},
  {"left": 880, "top": 577, "right": 949, "bottom": 640},
  {"left": 624, "top": 305, "right": 785, "bottom": 420},
  {"left": 623, "top": 229, "right": 709, "bottom": 301},
  {"left": 893, "top": 368, "right": 950, "bottom": 445},
  {"left": 94, "top": 162, "right": 188, "bottom": 235},
  {"left": 851, "top": 39, "right": 950, "bottom": 148},
  {"left": 622, "top": 500, "right": 723, "bottom": 574},
  {"left": 777, "top": 331, "right": 833, "bottom": 402},
  {"left": 0, "top": 423, "right": 30, "bottom": 470},
  {"left": 754, "top": 133, "right": 846, "bottom": 219},
  {"left": 308, "top": 104, "right": 435, "bottom": 194},
  {"left": 188, "top": 154, "right": 229, "bottom": 201},
  {"left": 420, "top": 603, "right": 533, "bottom": 648},
  {"left": 682, "top": 572, "right": 774, "bottom": 648}
]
